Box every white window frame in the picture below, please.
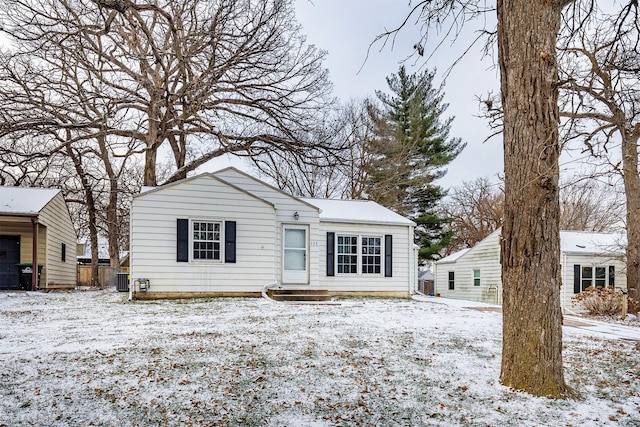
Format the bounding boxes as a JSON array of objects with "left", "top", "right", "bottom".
[
  {"left": 191, "top": 219, "right": 223, "bottom": 262},
  {"left": 335, "top": 234, "right": 383, "bottom": 276},
  {"left": 336, "top": 235, "right": 358, "bottom": 274},
  {"left": 473, "top": 269, "right": 481, "bottom": 287},
  {"left": 361, "top": 236, "right": 382, "bottom": 275},
  {"left": 580, "top": 265, "right": 613, "bottom": 291}
]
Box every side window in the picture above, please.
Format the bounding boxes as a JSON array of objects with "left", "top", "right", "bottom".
[
  {"left": 334, "top": 235, "right": 383, "bottom": 275},
  {"left": 337, "top": 235, "right": 358, "bottom": 274},
  {"left": 581, "top": 266, "right": 593, "bottom": 291},
  {"left": 448, "top": 271, "right": 455, "bottom": 290},
  {"left": 361, "top": 237, "right": 381, "bottom": 274},
  {"left": 594, "top": 266, "right": 606, "bottom": 289},
  {"left": 178, "top": 219, "right": 232, "bottom": 263},
  {"left": 473, "top": 269, "right": 480, "bottom": 286},
  {"left": 608, "top": 265, "right": 615, "bottom": 288},
  {"left": 61, "top": 243, "right": 66, "bottom": 263},
  {"left": 192, "top": 221, "right": 221, "bottom": 260}
]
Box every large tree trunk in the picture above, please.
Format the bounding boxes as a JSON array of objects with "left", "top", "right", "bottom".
[
  {"left": 97, "top": 134, "right": 121, "bottom": 269},
  {"left": 143, "top": 147, "right": 158, "bottom": 187},
  {"left": 65, "top": 135, "right": 100, "bottom": 287},
  {"left": 497, "top": 0, "right": 570, "bottom": 397},
  {"left": 622, "top": 130, "right": 640, "bottom": 301}
]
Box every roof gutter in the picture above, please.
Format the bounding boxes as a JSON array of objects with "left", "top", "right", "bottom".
[
  {"left": 0, "top": 212, "right": 39, "bottom": 218},
  {"left": 319, "top": 218, "right": 416, "bottom": 227}
]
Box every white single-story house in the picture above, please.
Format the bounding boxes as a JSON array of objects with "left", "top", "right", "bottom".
[
  {"left": 129, "top": 168, "right": 417, "bottom": 299},
  {"left": 0, "top": 187, "right": 77, "bottom": 290},
  {"left": 434, "top": 228, "right": 627, "bottom": 311}
]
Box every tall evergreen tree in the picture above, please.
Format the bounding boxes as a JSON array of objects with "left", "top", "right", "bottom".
[{"left": 367, "top": 66, "right": 465, "bottom": 261}]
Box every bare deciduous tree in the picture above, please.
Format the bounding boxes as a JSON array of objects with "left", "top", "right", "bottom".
[
  {"left": 1, "top": 0, "right": 333, "bottom": 186},
  {"left": 560, "top": 180, "right": 625, "bottom": 232},
  {"left": 440, "top": 178, "right": 624, "bottom": 256},
  {"left": 558, "top": 5, "right": 640, "bottom": 300},
  {"left": 439, "top": 177, "right": 504, "bottom": 253},
  {"left": 253, "top": 98, "right": 377, "bottom": 199},
  {"left": 0, "top": 0, "right": 333, "bottom": 272},
  {"left": 376, "top": 0, "right": 637, "bottom": 397},
  {"left": 380, "top": 0, "right": 570, "bottom": 396}
]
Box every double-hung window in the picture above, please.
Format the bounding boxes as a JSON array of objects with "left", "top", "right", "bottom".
[
  {"left": 581, "top": 266, "right": 593, "bottom": 291},
  {"left": 448, "top": 271, "right": 455, "bottom": 290},
  {"left": 473, "top": 269, "right": 481, "bottom": 286},
  {"left": 337, "top": 236, "right": 358, "bottom": 274},
  {"left": 177, "top": 218, "right": 236, "bottom": 263},
  {"left": 361, "top": 237, "right": 381, "bottom": 274},
  {"left": 575, "top": 264, "right": 615, "bottom": 292},
  {"left": 192, "top": 220, "right": 221, "bottom": 261},
  {"left": 336, "top": 235, "right": 382, "bottom": 275},
  {"left": 594, "top": 266, "right": 606, "bottom": 288}
]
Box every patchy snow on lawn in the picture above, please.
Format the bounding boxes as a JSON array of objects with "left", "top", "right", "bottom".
[{"left": 0, "top": 290, "right": 638, "bottom": 426}]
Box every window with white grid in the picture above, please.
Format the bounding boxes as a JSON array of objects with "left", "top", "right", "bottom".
[{"left": 192, "top": 221, "right": 221, "bottom": 260}]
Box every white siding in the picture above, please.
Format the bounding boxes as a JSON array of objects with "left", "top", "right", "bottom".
[
  {"left": 214, "top": 168, "right": 321, "bottom": 287},
  {"left": 130, "top": 175, "right": 277, "bottom": 293},
  {"left": 37, "top": 192, "right": 77, "bottom": 287},
  {"left": 132, "top": 170, "right": 417, "bottom": 297},
  {"left": 435, "top": 230, "right": 502, "bottom": 304},
  {"left": 435, "top": 229, "right": 628, "bottom": 310},
  {"left": 317, "top": 221, "right": 413, "bottom": 295}
]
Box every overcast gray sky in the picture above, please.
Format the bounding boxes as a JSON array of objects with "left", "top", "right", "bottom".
[
  {"left": 0, "top": 1, "right": 505, "bottom": 190},
  {"left": 293, "top": 0, "right": 503, "bottom": 189}
]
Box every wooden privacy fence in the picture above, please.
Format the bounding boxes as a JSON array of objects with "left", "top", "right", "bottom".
[{"left": 77, "top": 266, "right": 120, "bottom": 287}]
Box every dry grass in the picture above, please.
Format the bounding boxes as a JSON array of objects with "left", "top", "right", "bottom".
[{"left": 0, "top": 291, "right": 638, "bottom": 426}]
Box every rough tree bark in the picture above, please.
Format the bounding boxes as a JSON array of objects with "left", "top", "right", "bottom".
[
  {"left": 622, "top": 128, "right": 640, "bottom": 301},
  {"left": 497, "top": 0, "right": 570, "bottom": 397},
  {"left": 96, "top": 133, "right": 121, "bottom": 269},
  {"left": 558, "top": 13, "right": 640, "bottom": 301},
  {"left": 64, "top": 136, "right": 100, "bottom": 287}
]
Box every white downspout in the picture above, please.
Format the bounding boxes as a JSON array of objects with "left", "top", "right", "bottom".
[
  {"left": 263, "top": 205, "right": 279, "bottom": 301},
  {"left": 409, "top": 225, "right": 417, "bottom": 296},
  {"left": 128, "top": 196, "right": 134, "bottom": 302},
  {"left": 561, "top": 252, "right": 567, "bottom": 313}
]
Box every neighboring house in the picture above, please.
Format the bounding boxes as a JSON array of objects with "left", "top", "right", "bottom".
[
  {"left": 434, "top": 228, "right": 627, "bottom": 311},
  {"left": 129, "top": 168, "right": 417, "bottom": 299},
  {"left": 76, "top": 237, "right": 129, "bottom": 266},
  {"left": 0, "top": 187, "right": 77, "bottom": 290}
]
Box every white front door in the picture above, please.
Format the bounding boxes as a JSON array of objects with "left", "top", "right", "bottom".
[{"left": 282, "top": 226, "right": 308, "bottom": 284}]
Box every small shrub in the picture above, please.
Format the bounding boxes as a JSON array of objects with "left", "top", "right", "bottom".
[{"left": 572, "top": 286, "right": 623, "bottom": 316}]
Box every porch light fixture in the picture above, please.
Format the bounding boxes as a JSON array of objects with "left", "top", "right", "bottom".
[{"left": 293, "top": 212, "right": 299, "bottom": 221}]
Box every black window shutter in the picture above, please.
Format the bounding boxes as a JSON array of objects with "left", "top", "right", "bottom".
[
  {"left": 225, "top": 221, "right": 237, "bottom": 263},
  {"left": 326, "top": 232, "right": 335, "bottom": 276},
  {"left": 384, "top": 235, "right": 393, "bottom": 277},
  {"left": 608, "top": 265, "right": 615, "bottom": 287},
  {"left": 61, "top": 243, "right": 66, "bottom": 263},
  {"left": 177, "top": 218, "right": 189, "bottom": 262},
  {"left": 573, "top": 264, "right": 581, "bottom": 294}
]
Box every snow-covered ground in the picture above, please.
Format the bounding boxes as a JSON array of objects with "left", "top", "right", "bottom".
[{"left": 0, "top": 290, "right": 638, "bottom": 426}]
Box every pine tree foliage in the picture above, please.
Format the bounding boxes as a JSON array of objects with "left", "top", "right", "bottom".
[{"left": 366, "top": 66, "right": 465, "bottom": 260}]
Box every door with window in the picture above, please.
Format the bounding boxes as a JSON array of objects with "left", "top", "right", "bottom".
[
  {"left": 282, "top": 226, "right": 308, "bottom": 284},
  {"left": 0, "top": 236, "right": 20, "bottom": 290}
]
